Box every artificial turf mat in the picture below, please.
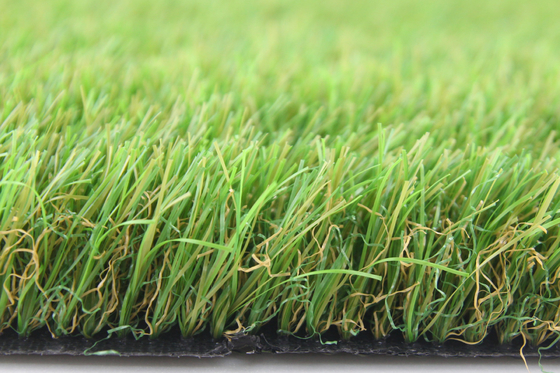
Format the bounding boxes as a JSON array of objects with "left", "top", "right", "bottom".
[{"left": 1, "top": 0, "right": 560, "bottom": 357}]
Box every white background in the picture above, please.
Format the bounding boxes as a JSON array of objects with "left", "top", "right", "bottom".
[{"left": 1, "top": 353, "right": 559, "bottom": 373}]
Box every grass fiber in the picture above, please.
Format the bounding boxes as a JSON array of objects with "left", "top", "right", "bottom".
[{"left": 1, "top": 0, "right": 560, "bottom": 352}]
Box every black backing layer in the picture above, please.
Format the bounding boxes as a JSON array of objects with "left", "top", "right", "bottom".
[{"left": 0, "top": 327, "right": 559, "bottom": 358}]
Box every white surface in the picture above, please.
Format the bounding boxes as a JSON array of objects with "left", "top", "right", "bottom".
[{"left": 0, "top": 354, "right": 558, "bottom": 373}]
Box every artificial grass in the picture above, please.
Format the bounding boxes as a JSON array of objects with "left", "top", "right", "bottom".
[{"left": 1, "top": 0, "right": 560, "bottom": 350}]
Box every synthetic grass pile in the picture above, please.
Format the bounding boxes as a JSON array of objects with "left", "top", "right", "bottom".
[{"left": 1, "top": 0, "right": 560, "bottom": 348}]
